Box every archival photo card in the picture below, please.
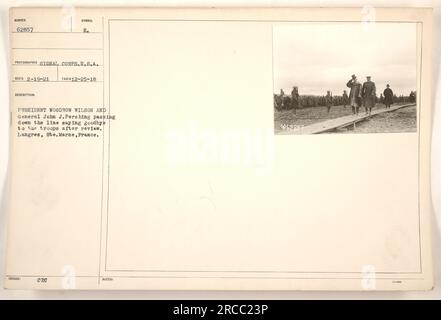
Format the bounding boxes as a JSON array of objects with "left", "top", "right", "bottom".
[{"left": 4, "top": 7, "right": 433, "bottom": 291}]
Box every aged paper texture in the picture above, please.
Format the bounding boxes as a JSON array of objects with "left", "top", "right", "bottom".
[{"left": 5, "top": 7, "right": 433, "bottom": 290}]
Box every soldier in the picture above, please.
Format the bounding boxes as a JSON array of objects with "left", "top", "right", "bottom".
[
  {"left": 291, "top": 86, "right": 300, "bottom": 114},
  {"left": 409, "top": 91, "right": 416, "bottom": 103},
  {"left": 325, "top": 91, "right": 333, "bottom": 113},
  {"left": 383, "top": 84, "right": 394, "bottom": 109},
  {"left": 274, "top": 94, "right": 279, "bottom": 109},
  {"left": 274, "top": 94, "right": 283, "bottom": 110},
  {"left": 282, "top": 95, "right": 291, "bottom": 111},
  {"left": 346, "top": 74, "right": 362, "bottom": 115},
  {"left": 362, "top": 76, "right": 376, "bottom": 116},
  {"left": 342, "top": 90, "right": 349, "bottom": 108},
  {"left": 275, "top": 89, "right": 284, "bottom": 110}
]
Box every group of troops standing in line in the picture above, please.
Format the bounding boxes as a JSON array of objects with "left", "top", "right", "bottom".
[
  {"left": 274, "top": 86, "right": 301, "bottom": 114},
  {"left": 275, "top": 74, "right": 415, "bottom": 115}
]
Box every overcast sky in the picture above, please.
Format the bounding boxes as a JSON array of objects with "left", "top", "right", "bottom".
[{"left": 273, "top": 23, "right": 417, "bottom": 96}]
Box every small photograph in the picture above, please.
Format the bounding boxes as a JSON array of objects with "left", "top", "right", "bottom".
[{"left": 273, "top": 23, "right": 418, "bottom": 134}]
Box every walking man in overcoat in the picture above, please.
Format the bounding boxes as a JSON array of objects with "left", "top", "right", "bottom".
[
  {"left": 383, "top": 84, "right": 394, "bottom": 109},
  {"left": 346, "top": 74, "right": 362, "bottom": 115},
  {"left": 362, "top": 76, "right": 376, "bottom": 116}
]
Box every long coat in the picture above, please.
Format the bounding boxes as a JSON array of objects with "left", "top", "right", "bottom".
[
  {"left": 346, "top": 79, "right": 362, "bottom": 106},
  {"left": 282, "top": 96, "right": 291, "bottom": 109},
  {"left": 325, "top": 94, "right": 333, "bottom": 106},
  {"left": 383, "top": 88, "right": 394, "bottom": 105},
  {"left": 342, "top": 92, "right": 349, "bottom": 104},
  {"left": 291, "top": 89, "right": 300, "bottom": 109},
  {"left": 274, "top": 94, "right": 283, "bottom": 109},
  {"left": 362, "top": 81, "right": 376, "bottom": 108}
]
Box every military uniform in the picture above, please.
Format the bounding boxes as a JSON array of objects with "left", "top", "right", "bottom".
[
  {"left": 362, "top": 80, "right": 376, "bottom": 109},
  {"left": 342, "top": 91, "right": 349, "bottom": 108},
  {"left": 325, "top": 93, "right": 333, "bottom": 113},
  {"left": 291, "top": 88, "right": 300, "bottom": 113},
  {"left": 346, "top": 79, "right": 362, "bottom": 107},
  {"left": 346, "top": 78, "right": 362, "bottom": 114},
  {"left": 383, "top": 87, "right": 393, "bottom": 108}
]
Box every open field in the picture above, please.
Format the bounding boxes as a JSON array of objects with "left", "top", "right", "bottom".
[
  {"left": 274, "top": 103, "right": 416, "bottom": 134},
  {"left": 334, "top": 105, "right": 417, "bottom": 134}
]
